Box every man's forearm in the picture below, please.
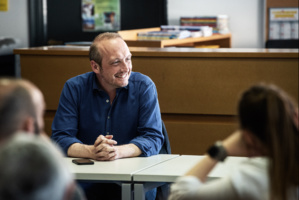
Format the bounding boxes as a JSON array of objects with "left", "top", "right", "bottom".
[
  {"left": 68, "top": 142, "right": 142, "bottom": 160},
  {"left": 67, "top": 143, "right": 95, "bottom": 159},
  {"left": 115, "top": 143, "right": 142, "bottom": 159}
]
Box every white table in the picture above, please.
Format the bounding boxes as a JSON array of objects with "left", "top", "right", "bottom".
[
  {"left": 133, "top": 155, "right": 248, "bottom": 200},
  {"left": 65, "top": 154, "right": 179, "bottom": 200}
]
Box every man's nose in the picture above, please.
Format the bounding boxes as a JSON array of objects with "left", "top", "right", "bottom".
[{"left": 120, "top": 61, "right": 129, "bottom": 71}]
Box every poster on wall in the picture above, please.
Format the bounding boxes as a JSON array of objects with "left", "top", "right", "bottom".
[
  {"left": 0, "top": 0, "right": 8, "bottom": 11},
  {"left": 82, "top": 0, "right": 120, "bottom": 32},
  {"left": 269, "top": 7, "right": 299, "bottom": 40}
]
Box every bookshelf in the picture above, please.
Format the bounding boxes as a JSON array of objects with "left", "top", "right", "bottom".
[{"left": 118, "top": 27, "right": 231, "bottom": 48}]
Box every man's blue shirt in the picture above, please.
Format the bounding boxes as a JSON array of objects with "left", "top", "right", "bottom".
[{"left": 51, "top": 71, "right": 164, "bottom": 156}]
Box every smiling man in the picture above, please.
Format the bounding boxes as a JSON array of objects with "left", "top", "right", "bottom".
[{"left": 51, "top": 32, "right": 164, "bottom": 200}]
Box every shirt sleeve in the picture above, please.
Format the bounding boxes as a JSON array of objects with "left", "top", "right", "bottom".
[
  {"left": 230, "top": 158, "right": 269, "bottom": 200},
  {"left": 168, "top": 176, "right": 239, "bottom": 200},
  {"left": 129, "top": 80, "right": 164, "bottom": 157},
  {"left": 51, "top": 82, "right": 83, "bottom": 155}
]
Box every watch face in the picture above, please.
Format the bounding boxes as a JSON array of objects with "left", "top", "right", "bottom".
[
  {"left": 207, "top": 142, "right": 227, "bottom": 162},
  {"left": 208, "top": 146, "right": 219, "bottom": 157}
]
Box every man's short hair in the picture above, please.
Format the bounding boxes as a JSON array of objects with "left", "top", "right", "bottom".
[
  {"left": 0, "top": 132, "right": 73, "bottom": 200},
  {"left": 89, "top": 32, "right": 123, "bottom": 67},
  {"left": 0, "top": 79, "right": 36, "bottom": 140}
]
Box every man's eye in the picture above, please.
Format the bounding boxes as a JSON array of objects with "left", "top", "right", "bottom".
[{"left": 112, "top": 61, "right": 120, "bottom": 65}]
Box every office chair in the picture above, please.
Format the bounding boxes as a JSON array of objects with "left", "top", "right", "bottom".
[
  {"left": 159, "top": 120, "right": 171, "bottom": 154},
  {"left": 156, "top": 120, "right": 171, "bottom": 200}
]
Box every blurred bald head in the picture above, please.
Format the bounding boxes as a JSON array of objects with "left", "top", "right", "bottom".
[{"left": 0, "top": 78, "right": 45, "bottom": 142}]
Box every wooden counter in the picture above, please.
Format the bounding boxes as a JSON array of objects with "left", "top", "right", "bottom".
[
  {"left": 118, "top": 27, "right": 231, "bottom": 48},
  {"left": 14, "top": 46, "right": 299, "bottom": 155}
]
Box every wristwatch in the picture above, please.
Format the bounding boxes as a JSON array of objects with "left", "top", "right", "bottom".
[{"left": 207, "top": 141, "right": 228, "bottom": 162}]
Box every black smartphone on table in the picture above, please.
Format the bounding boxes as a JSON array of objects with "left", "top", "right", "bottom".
[{"left": 72, "top": 158, "right": 94, "bottom": 165}]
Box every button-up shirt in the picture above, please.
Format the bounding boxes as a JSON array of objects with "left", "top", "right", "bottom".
[{"left": 51, "top": 71, "right": 164, "bottom": 156}]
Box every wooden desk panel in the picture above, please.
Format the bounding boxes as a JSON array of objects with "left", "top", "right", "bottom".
[
  {"left": 163, "top": 116, "right": 238, "bottom": 155},
  {"left": 133, "top": 56, "right": 298, "bottom": 115},
  {"left": 14, "top": 47, "right": 299, "bottom": 154},
  {"left": 20, "top": 55, "right": 90, "bottom": 110}
]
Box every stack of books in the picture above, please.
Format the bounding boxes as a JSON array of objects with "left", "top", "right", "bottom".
[
  {"left": 180, "top": 15, "right": 229, "bottom": 34},
  {"left": 160, "top": 25, "right": 213, "bottom": 37},
  {"left": 137, "top": 30, "right": 191, "bottom": 40},
  {"left": 137, "top": 25, "right": 215, "bottom": 41}
]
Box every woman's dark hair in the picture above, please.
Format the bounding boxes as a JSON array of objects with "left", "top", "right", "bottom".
[{"left": 238, "top": 83, "right": 298, "bottom": 200}]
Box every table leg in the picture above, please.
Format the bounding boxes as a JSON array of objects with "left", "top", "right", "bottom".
[
  {"left": 134, "top": 182, "right": 165, "bottom": 200},
  {"left": 134, "top": 183, "right": 145, "bottom": 200},
  {"left": 122, "top": 183, "right": 132, "bottom": 200}
]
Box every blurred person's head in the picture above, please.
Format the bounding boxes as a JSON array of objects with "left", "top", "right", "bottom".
[
  {"left": 0, "top": 132, "right": 76, "bottom": 200},
  {"left": 0, "top": 78, "right": 45, "bottom": 142},
  {"left": 238, "top": 83, "right": 298, "bottom": 200}
]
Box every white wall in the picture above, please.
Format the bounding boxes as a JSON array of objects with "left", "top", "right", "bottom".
[
  {"left": 0, "top": 1, "right": 265, "bottom": 49},
  {"left": 0, "top": 0, "right": 29, "bottom": 48},
  {"left": 168, "top": 0, "right": 265, "bottom": 48}
]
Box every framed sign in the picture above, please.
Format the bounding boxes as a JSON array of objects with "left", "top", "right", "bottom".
[
  {"left": 0, "top": 0, "right": 8, "bottom": 11},
  {"left": 82, "top": 0, "right": 120, "bottom": 32},
  {"left": 269, "top": 7, "right": 299, "bottom": 40}
]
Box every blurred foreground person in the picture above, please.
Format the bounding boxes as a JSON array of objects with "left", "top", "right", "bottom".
[
  {"left": 0, "top": 78, "right": 86, "bottom": 200},
  {"left": 0, "top": 132, "right": 85, "bottom": 200},
  {"left": 0, "top": 78, "right": 45, "bottom": 142}
]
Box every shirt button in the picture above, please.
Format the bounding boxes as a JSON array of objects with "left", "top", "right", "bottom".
[
  {"left": 106, "top": 99, "right": 109, "bottom": 103},
  {"left": 108, "top": 116, "right": 110, "bottom": 119},
  {"left": 106, "top": 132, "right": 109, "bottom": 135}
]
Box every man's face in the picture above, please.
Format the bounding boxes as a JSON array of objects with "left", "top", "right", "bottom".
[{"left": 95, "top": 38, "right": 132, "bottom": 91}]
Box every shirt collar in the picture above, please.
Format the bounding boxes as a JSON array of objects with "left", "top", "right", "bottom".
[{"left": 92, "top": 73, "right": 103, "bottom": 92}]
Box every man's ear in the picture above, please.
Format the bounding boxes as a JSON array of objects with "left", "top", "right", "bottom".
[
  {"left": 91, "top": 60, "right": 100, "bottom": 73},
  {"left": 22, "top": 117, "right": 35, "bottom": 134}
]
